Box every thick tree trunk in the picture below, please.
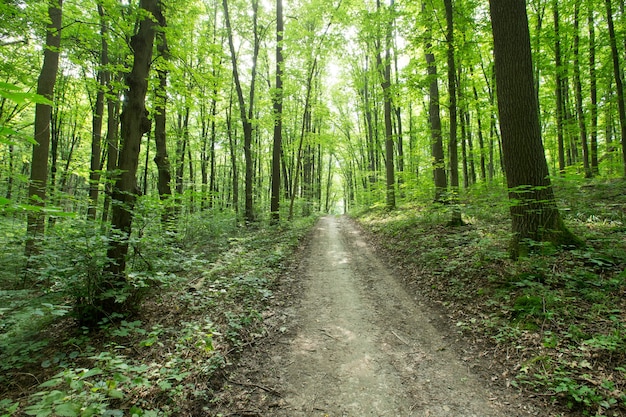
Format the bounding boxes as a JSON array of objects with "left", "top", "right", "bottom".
[
  {"left": 25, "top": 0, "right": 62, "bottom": 259},
  {"left": 101, "top": 0, "right": 159, "bottom": 316},
  {"left": 489, "top": 0, "right": 582, "bottom": 258}
]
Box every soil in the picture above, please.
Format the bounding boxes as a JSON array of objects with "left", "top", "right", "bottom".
[{"left": 212, "top": 216, "right": 552, "bottom": 416}]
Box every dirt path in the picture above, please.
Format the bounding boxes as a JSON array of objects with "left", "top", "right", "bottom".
[{"left": 214, "top": 216, "right": 543, "bottom": 416}]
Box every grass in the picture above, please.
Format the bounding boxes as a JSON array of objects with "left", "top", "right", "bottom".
[
  {"left": 0, "top": 208, "right": 317, "bottom": 416},
  {"left": 354, "top": 178, "right": 626, "bottom": 417}
]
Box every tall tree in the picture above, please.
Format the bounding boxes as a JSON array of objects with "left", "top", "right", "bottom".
[
  {"left": 423, "top": 2, "right": 447, "bottom": 203},
  {"left": 605, "top": 0, "right": 626, "bottom": 176},
  {"left": 153, "top": 7, "right": 173, "bottom": 222},
  {"left": 489, "top": 0, "right": 581, "bottom": 257},
  {"left": 87, "top": 2, "right": 107, "bottom": 220},
  {"left": 573, "top": 0, "right": 591, "bottom": 178},
  {"left": 588, "top": 0, "right": 599, "bottom": 175},
  {"left": 25, "top": 0, "right": 63, "bottom": 258},
  {"left": 270, "top": 0, "right": 284, "bottom": 221},
  {"left": 553, "top": 0, "right": 566, "bottom": 174},
  {"left": 444, "top": 0, "right": 462, "bottom": 225},
  {"left": 376, "top": 0, "right": 395, "bottom": 209},
  {"left": 223, "top": 0, "right": 260, "bottom": 223},
  {"left": 101, "top": 0, "right": 160, "bottom": 316}
]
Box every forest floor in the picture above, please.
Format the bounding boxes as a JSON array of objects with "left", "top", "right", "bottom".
[
  {"left": 211, "top": 216, "right": 555, "bottom": 416},
  {"left": 2, "top": 180, "right": 624, "bottom": 416}
]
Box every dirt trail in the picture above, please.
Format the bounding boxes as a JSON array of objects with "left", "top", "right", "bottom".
[{"left": 215, "top": 216, "right": 542, "bottom": 416}]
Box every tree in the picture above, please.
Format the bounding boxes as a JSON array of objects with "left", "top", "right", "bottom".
[
  {"left": 270, "top": 0, "right": 284, "bottom": 222},
  {"left": 100, "top": 0, "right": 161, "bottom": 316},
  {"left": 605, "top": 0, "right": 626, "bottom": 177},
  {"left": 376, "top": 0, "right": 395, "bottom": 210},
  {"left": 489, "top": 0, "right": 582, "bottom": 257},
  {"left": 444, "top": 0, "right": 462, "bottom": 225},
  {"left": 223, "top": 0, "right": 260, "bottom": 223},
  {"left": 153, "top": 7, "right": 173, "bottom": 222},
  {"left": 87, "top": 2, "right": 108, "bottom": 221},
  {"left": 572, "top": 0, "right": 591, "bottom": 178},
  {"left": 588, "top": 0, "right": 599, "bottom": 175},
  {"left": 423, "top": 1, "right": 447, "bottom": 203},
  {"left": 25, "top": 0, "right": 63, "bottom": 259}
]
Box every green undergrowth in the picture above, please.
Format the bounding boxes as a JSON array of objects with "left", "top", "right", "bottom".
[
  {"left": 0, "top": 210, "right": 316, "bottom": 416},
  {"left": 355, "top": 178, "right": 626, "bottom": 417}
]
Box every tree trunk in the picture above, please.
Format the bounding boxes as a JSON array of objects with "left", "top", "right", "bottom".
[
  {"left": 25, "top": 0, "right": 63, "bottom": 259},
  {"left": 553, "top": 1, "right": 566, "bottom": 175},
  {"left": 444, "top": 0, "right": 462, "bottom": 226},
  {"left": 472, "top": 72, "right": 487, "bottom": 181},
  {"left": 187, "top": 143, "right": 194, "bottom": 213},
  {"left": 270, "top": 0, "right": 284, "bottom": 222},
  {"left": 226, "top": 91, "right": 239, "bottom": 214},
  {"left": 153, "top": 11, "right": 173, "bottom": 222},
  {"left": 87, "top": 4, "right": 107, "bottom": 221},
  {"left": 377, "top": 0, "right": 395, "bottom": 210},
  {"left": 489, "top": 0, "right": 582, "bottom": 258},
  {"left": 605, "top": 0, "right": 626, "bottom": 177},
  {"left": 573, "top": 0, "right": 591, "bottom": 178},
  {"left": 101, "top": 0, "right": 159, "bottom": 317},
  {"left": 588, "top": 0, "right": 599, "bottom": 175},
  {"left": 101, "top": 95, "right": 120, "bottom": 223},
  {"left": 423, "top": 2, "right": 447, "bottom": 202},
  {"left": 223, "top": 0, "right": 258, "bottom": 222},
  {"left": 289, "top": 57, "right": 319, "bottom": 220}
]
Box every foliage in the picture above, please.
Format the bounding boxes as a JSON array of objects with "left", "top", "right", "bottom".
[
  {"left": 0, "top": 208, "right": 316, "bottom": 415},
  {"left": 356, "top": 179, "right": 626, "bottom": 416}
]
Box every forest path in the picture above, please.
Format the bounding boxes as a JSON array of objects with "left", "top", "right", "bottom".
[{"left": 213, "top": 216, "right": 539, "bottom": 416}]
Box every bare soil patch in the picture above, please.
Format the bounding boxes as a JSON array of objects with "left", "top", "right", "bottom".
[{"left": 212, "top": 216, "right": 553, "bottom": 416}]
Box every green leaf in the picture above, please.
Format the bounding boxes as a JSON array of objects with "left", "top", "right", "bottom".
[
  {"left": 54, "top": 403, "right": 79, "bottom": 417},
  {"left": 0, "top": 125, "right": 37, "bottom": 145},
  {"left": 81, "top": 368, "right": 103, "bottom": 379},
  {"left": 107, "top": 389, "right": 124, "bottom": 399},
  {"left": 39, "top": 378, "right": 63, "bottom": 388},
  {"left": 0, "top": 82, "right": 53, "bottom": 105}
]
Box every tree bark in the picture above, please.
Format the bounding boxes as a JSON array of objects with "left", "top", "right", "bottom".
[
  {"left": 423, "top": 2, "right": 447, "bottom": 202},
  {"left": 223, "top": 0, "right": 258, "bottom": 223},
  {"left": 87, "top": 3, "right": 107, "bottom": 221},
  {"left": 489, "top": 0, "right": 582, "bottom": 258},
  {"left": 573, "top": 0, "right": 591, "bottom": 178},
  {"left": 553, "top": 1, "right": 566, "bottom": 174},
  {"left": 101, "top": 0, "right": 159, "bottom": 316},
  {"left": 270, "top": 0, "right": 284, "bottom": 222},
  {"left": 605, "top": 0, "right": 626, "bottom": 177},
  {"left": 101, "top": 95, "right": 120, "bottom": 223},
  {"left": 25, "top": 0, "right": 63, "bottom": 259},
  {"left": 444, "top": 0, "right": 462, "bottom": 225},
  {"left": 153, "top": 10, "right": 173, "bottom": 222},
  {"left": 376, "top": 0, "right": 395, "bottom": 210},
  {"left": 588, "top": 0, "right": 599, "bottom": 175}
]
